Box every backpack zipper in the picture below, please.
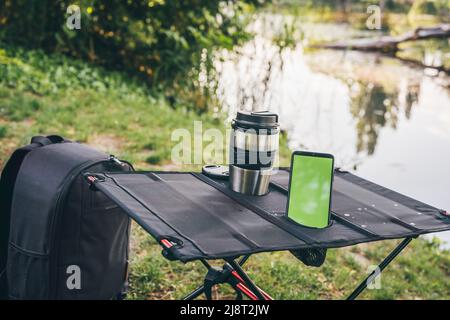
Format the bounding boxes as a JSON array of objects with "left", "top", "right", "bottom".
[{"left": 109, "top": 155, "right": 124, "bottom": 166}]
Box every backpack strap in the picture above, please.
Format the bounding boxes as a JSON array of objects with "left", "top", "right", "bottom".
[
  {"left": 0, "top": 135, "right": 66, "bottom": 299},
  {"left": 30, "top": 136, "right": 52, "bottom": 146},
  {"left": 31, "top": 135, "right": 67, "bottom": 146}
]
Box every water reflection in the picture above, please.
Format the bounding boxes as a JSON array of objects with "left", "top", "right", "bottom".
[
  {"left": 216, "top": 16, "right": 450, "bottom": 247},
  {"left": 216, "top": 19, "right": 449, "bottom": 167},
  {"left": 351, "top": 83, "right": 398, "bottom": 155},
  {"left": 349, "top": 79, "right": 422, "bottom": 156}
]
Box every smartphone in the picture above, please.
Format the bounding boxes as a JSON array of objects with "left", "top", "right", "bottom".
[{"left": 286, "top": 151, "right": 334, "bottom": 228}]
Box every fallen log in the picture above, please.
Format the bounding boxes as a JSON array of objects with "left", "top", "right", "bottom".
[{"left": 315, "top": 24, "right": 450, "bottom": 53}]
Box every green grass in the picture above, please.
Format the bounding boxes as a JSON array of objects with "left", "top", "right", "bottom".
[
  {"left": 128, "top": 225, "right": 450, "bottom": 300},
  {"left": 1, "top": 46, "right": 449, "bottom": 300},
  {"left": 0, "top": 46, "right": 230, "bottom": 170}
]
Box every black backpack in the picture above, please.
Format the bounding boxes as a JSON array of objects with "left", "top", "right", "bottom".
[{"left": 0, "top": 136, "right": 132, "bottom": 299}]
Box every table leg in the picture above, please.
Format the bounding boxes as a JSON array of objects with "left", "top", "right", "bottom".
[
  {"left": 182, "top": 255, "right": 252, "bottom": 300},
  {"left": 347, "top": 237, "right": 413, "bottom": 300},
  {"left": 226, "top": 259, "right": 266, "bottom": 300}
]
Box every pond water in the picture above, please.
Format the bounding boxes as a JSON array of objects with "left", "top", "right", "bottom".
[{"left": 216, "top": 15, "right": 450, "bottom": 248}]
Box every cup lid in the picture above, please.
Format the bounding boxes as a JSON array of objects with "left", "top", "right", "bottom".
[{"left": 233, "top": 111, "right": 279, "bottom": 129}]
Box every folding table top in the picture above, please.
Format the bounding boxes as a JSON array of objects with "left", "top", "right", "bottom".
[{"left": 90, "top": 169, "right": 450, "bottom": 262}]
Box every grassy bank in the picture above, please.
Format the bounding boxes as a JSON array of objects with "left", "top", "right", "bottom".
[
  {"left": 0, "top": 46, "right": 233, "bottom": 170},
  {"left": 1, "top": 46, "right": 449, "bottom": 299},
  {"left": 129, "top": 227, "right": 449, "bottom": 300}
]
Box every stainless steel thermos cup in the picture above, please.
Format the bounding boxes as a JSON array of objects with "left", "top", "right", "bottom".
[{"left": 229, "top": 111, "right": 279, "bottom": 196}]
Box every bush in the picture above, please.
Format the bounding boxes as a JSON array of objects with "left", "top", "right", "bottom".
[
  {"left": 0, "top": 125, "right": 7, "bottom": 138},
  {"left": 0, "top": 1, "right": 261, "bottom": 104},
  {"left": 409, "top": 0, "right": 449, "bottom": 16},
  {"left": 0, "top": 47, "right": 153, "bottom": 96}
]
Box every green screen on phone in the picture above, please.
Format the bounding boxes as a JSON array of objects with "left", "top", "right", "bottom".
[{"left": 287, "top": 153, "right": 334, "bottom": 228}]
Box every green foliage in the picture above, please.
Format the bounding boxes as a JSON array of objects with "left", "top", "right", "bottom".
[
  {"left": 0, "top": 95, "right": 40, "bottom": 122},
  {"left": 0, "top": 46, "right": 228, "bottom": 168},
  {"left": 409, "top": 0, "right": 449, "bottom": 16},
  {"left": 146, "top": 153, "right": 164, "bottom": 165},
  {"left": 0, "top": 0, "right": 262, "bottom": 110},
  {"left": 0, "top": 125, "right": 7, "bottom": 138},
  {"left": 0, "top": 47, "right": 154, "bottom": 96}
]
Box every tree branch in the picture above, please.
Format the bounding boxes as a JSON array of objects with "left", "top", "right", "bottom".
[{"left": 314, "top": 24, "right": 450, "bottom": 53}]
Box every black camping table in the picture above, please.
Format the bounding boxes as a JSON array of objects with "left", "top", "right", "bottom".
[{"left": 85, "top": 169, "right": 450, "bottom": 300}]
